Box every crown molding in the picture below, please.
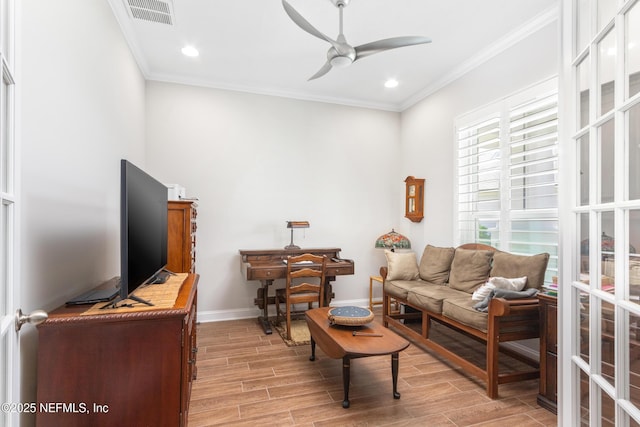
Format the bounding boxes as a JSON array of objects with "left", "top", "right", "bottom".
[
  {"left": 399, "top": 4, "right": 560, "bottom": 111},
  {"left": 146, "top": 72, "right": 404, "bottom": 112}
]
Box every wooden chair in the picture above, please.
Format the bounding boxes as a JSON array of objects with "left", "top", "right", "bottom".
[{"left": 275, "top": 253, "right": 327, "bottom": 340}]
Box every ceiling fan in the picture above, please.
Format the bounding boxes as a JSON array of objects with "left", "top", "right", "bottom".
[{"left": 282, "top": 0, "right": 432, "bottom": 80}]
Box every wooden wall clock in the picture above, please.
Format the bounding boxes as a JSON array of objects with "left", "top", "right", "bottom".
[{"left": 405, "top": 176, "right": 424, "bottom": 223}]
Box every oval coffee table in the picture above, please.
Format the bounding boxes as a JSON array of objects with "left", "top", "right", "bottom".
[{"left": 305, "top": 307, "right": 410, "bottom": 408}]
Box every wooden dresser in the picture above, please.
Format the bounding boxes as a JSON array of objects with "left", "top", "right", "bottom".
[
  {"left": 167, "top": 200, "right": 197, "bottom": 273},
  {"left": 537, "top": 293, "right": 557, "bottom": 413},
  {"left": 36, "top": 274, "right": 198, "bottom": 427}
]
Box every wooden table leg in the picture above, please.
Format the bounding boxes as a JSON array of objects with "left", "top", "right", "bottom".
[
  {"left": 392, "top": 352, "right": 401, "bottom": 399},
  {"left": 310, "top": 337, "right": 316, "bottom": 361},
  {"left": 342, "top": 357, "right": 351, "bottom": 408}
]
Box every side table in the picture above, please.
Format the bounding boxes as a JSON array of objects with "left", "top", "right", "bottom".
[
  {"left": 369, "top": 275, "right": 399, "bottom": 313},
  {"left": 369, "top": 275, "right": 384, "bottom": 310}
]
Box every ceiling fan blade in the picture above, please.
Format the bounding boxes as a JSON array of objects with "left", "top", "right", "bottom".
[
  {"left": 282, "top": 0, "right": 340, "bottom": 50},
  {"left": 308, "top": 61, "right": 333, "bottom": 81},
  {"left": 354, "top": 36, "right": 432, "bottom": 60}
]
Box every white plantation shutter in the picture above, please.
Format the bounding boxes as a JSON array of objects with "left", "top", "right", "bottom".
[
  {"left": 509, "top": 94, "right": 559, "bottom": 211},
  {"left": 457, "top": 116, "right": 502, "bottom": 246},
  {"left": 456, "top": 83, "right": 558, "bottom": 282},
  {"left": 508, "top": 94, "right": 559, "bottom": 258}
]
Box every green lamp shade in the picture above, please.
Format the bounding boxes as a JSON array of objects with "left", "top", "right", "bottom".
[{"left": 375, "top": 229, "right": 411, "bottom": 250}]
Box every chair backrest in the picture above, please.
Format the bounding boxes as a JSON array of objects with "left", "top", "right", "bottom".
[{"left": 285, "top": 253, "right": 327, "bottom": 306}]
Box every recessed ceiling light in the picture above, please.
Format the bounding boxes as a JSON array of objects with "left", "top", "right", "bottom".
[
  {"left": 384, "top": 78, "right": 399, "bottom": 88},
  {"left": 181, "top": 45, "right": 199, "bottom": 57}
]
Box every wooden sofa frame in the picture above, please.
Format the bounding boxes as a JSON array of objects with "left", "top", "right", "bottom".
[{"left": 381, "top": 244, "right": 542, "bottom": 399}]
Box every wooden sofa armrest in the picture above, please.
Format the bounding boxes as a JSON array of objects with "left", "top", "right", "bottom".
[
  {"left": 488, "top": 297, "right": 540, "bottom": 317},
  {"left": 380, "top": 266, "right": 388, "bottom": 281}
]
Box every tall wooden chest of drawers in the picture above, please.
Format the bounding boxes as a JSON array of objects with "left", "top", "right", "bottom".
[{"left": 167, "top": 200, "right": 197, "bottom": 273}]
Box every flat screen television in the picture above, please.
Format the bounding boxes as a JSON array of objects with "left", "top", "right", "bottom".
[{"left": 119, "top": 159, "right": 168, "bottom": 305}]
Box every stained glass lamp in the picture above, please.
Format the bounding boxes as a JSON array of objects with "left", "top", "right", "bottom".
[{"left": 374, "top": 229, "right": 411, "bottom": 252}]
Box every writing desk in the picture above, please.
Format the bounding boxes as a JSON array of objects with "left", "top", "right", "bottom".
[{"left": 239, "top": 248, "right": 355, "bottom": 334}]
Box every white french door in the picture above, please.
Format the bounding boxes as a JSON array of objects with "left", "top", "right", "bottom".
[
  {"left": 0, "top": 0, "right": 19, "bottom": 425},
  {"left": 561, "top": 0, "right": 640, "bottom": 425}
]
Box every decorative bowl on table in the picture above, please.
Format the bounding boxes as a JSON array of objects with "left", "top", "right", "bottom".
[{"left": 328, "top": 306, "right": 374, "bottom": 326}]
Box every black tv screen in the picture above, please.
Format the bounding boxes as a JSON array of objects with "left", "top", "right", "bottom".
[{"left": 120, "top": 159, "right": 168, "bottom": 301}]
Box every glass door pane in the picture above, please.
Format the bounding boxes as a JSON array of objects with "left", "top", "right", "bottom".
[
  {"left": 580, "top": 290, "right": 591, "bottom": 363},
  {"left": 627, "top": 310, "right": 640, "bottom": 409},
  {"left": 580, "top": 134, "right": 590, "bottom": 205},
  {"left": 580, "top": 368, "right": 590, "bottom": 425},
  {"left": 600, "top": 385, "right": 616, "bottom": 426},
  {"left": 630, "top": 104, "right": 640, "bottom": 201},
  {"left": 631, "top": 209, "right": 640, "bottom": 303},
  {"left": 599, "top": 119, "right": 615, "bottom": 204},
  {"left": 597, "top": 0, "right": 617, "bottom": 33},
  {"left": 580, "top": 212, "right": 590, "bottom": 282},
  {"left": 578, "top": 0, "right": 592, "bottom": 54},
  {"left": 578, "top": 57, "right": 591, "bottom": 129},
  {"left": 599, "top": 30, "right": 616, "bottom": 117},
  {"left": 627, "top": 2, "right": 640, "bottom": 99},
  {"left": 601, "top": 300, "right": 616, "bottom": 387}
]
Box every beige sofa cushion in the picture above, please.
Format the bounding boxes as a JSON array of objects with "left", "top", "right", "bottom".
[
  {"left": 418, "top": 245, "right": 455, "bottom": 284},
  {"left": 448, "top": 248, "right": 493, "bottom": 293},
  {"left": 490, "top": 251, "right": 550, "bottom": 289},
  {"left": 442, "top": 297, "right": 489, "bottom": 332},
  {"left": 385, "top": 250, "right": 419, "bottom": 281},
  {"left": 384, "top": 279, "right": 431, "bottom": 300},
  {"left": 407, "top": 285, "right": 468, "bottom": 314}
]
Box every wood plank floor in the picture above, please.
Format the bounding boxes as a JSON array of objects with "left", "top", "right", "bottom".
[{"left": 188, "top": 311, "right": 557, "bottom": 426}]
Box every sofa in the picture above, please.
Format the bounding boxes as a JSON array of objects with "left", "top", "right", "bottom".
[{"left": 381, "top": 243, "right": 550, "bottom": 398}]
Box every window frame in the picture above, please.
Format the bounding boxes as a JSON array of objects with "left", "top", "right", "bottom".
[{"left": 454, "top": 78, "right": 559, "bottom": 282}]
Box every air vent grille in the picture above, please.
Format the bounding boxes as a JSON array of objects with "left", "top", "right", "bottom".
[{"left": 127, "top": 0, "right": 174, "bottom": 25}]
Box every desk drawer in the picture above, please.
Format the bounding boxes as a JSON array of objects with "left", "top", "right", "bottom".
[
  {"left": 248, "top": 268, "right": 284, "bottom": 281},
  {"left": 326, "top": 265, "right": 354, "bottom": 276}
]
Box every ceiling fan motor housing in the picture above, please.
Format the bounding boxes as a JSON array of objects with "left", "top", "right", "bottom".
[{"left": 330, "top": 0, "right": 350, "bottom": 8}]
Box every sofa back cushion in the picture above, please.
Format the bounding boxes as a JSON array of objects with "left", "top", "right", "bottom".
[
  {"left": 418, "top": 245, "right": 455, "bottom": 284},
  {"left": 490, "top": 251, "right": 549, "bottom": 289},
  {"left": 384, "top": 250, "right": 420, "bottom": 281},
  {"left": 448, "top": 248, "right": 493, "bottom": 293}
]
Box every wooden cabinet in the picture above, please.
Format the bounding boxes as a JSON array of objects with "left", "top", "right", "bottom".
[
  {"left": 168, "top": 201, "right": 197, "bottom": 273},
  {"left": 404, "top": 176, "right": 424, "bottom": 223},
  {"left": 36, "top": 274, "right": 199, "bottom": 427},
  {"left": 538, "top": 293, "right": 557, "bottom": 413}
]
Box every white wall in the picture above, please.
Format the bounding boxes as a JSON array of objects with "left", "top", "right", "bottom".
[
  {"left": 399, "top": 21, "right": 559, "bottom": 253},
  {"left": 20, "top": 0, "right": 146, "bottom": 419},
  {"left": 145, "top": 81, "right": 400, "bottom": 320}
]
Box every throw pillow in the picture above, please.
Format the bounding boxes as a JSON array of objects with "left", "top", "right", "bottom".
[
  {"left": 490, "top": 276, "right": 528, "bottom": 291},
  {"left": 448, "top": 248, "right": 493, "bottom": 293},
  {"left": 471, "top": 282, "right": 495, "bottom": 301},
  {"left": 490, "top": 251, "right": 549, "bottom": 289},
  {"left": 418, "top": 245, "right": 455, "bottom": 284},
  {"left": 385, "top": 250, "right": 420, "bottom": 281},
  {"left": 471, "top": 276, "right": 528, "bottom": 301}
]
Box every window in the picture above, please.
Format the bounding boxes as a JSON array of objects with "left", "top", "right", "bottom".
[{"left": 456, "top": 79, "right": 559, "bottom": 284}]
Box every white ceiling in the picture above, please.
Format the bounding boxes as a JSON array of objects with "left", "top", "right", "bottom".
[{"left": 108, "top": 0, "right": 558, "bottom": 111}]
